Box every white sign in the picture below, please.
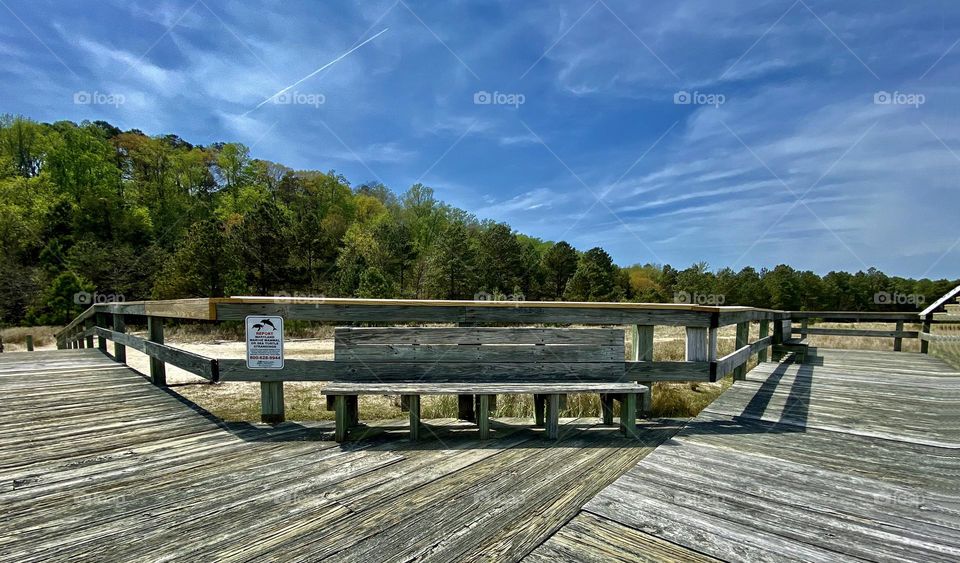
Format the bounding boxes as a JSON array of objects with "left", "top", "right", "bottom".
[{"left": 245, "top": 316, "right": 284, "bottom": 369}]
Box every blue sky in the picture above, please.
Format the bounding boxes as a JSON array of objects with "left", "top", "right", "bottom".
[{"left": 2, "top": 0, "right": 959, "bottom": 278}]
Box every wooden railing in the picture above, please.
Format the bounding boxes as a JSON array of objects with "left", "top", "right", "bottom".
[
  {"left": 919, "top": 286, "right": 960, "bottom": 366},
  {"left": 787, "top": 311, "right": 922, "bottom": 351},
  {"left": 54, "top": 297, "right": 785, "bottom": 422},
  {"left": 54, "top": 287, "right": 960, "bottom": 422}
]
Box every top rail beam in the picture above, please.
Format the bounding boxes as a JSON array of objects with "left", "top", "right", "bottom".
[
  {"left": 787, "top": 311, "right": 920, "bottom": 322},
  {"left": 58, "top": 297, "right": 785, "bottom": 332}
]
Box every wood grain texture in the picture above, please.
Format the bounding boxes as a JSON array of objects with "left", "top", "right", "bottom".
[
  {"left": 546, "top": 394, "right": 560, "bottom": 439},
  {"left": 757, "top": 320, "right": 769, "bottom": 363},
  {"left": 322, "top": 382, "right": 649, "bottom": 395},
  {"left": 216, "top": 301, "right": 715, "bottom": 326},
  {"left": 334, "top": 343, "right": 625, "bottom": 363},
  {"left": 793, "top": 327, "right": 919, "bottom": 338},
  {"left": 525, "top": 512, "right": 720, "bottom": 563},
  {"left": 13, "top": 338, "right": 958, "bottom": 561},
  {"left": 92, "top": 327, "right": 216, "bottom": 380},
  {"left": 0, "top": 349, "right": 684, "bottom": 562},
  {"left": 733, "top": 321, "right": 749, "bottom": 381},
  {"left": 335, "top": 327, "right": 624, "bottom": 346},
  {"left": 219, "top": 359, "right": 631, "bottom": 382},
  {"left": 578, "top": 347, "right": 960, "bottom": 562},
  {"left": 406, "top": 394, "right": 420, "bottom": 441},
  {"left": 147, "top": 316, "right": 166, "bottom": 387},
  {"left": 111, "top": 314, "right": 126, "bottom": 363},
  {"left": 260, "top": 381, "right": 284, "bottom": 424},
  {"left": 685, "top": 327, "right": 708, "bottom": 362}
]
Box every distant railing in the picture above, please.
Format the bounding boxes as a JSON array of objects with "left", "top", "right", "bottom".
[
  {"left": 919, "top": 286, "right": 960, "bottom": 368},
  {"left": 787, "top": 311, "right": 922, "bottom": 351}
]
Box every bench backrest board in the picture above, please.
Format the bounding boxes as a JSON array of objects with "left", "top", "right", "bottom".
[{"left": 333, "top": 327, "right": 626, "bottom": 382}]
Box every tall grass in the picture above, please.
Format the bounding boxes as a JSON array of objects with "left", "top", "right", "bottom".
[{"left": 0, "top": 326, "right": 59, "bottom": 350}]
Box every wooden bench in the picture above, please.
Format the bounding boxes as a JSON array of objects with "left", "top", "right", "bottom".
[{"left": 326, "top": 327, "right": 647, "bottom": 442}]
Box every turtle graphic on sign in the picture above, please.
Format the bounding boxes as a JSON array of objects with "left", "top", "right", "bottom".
[{"left": 246, "top": 316, "right": 284, "bottom": 369}]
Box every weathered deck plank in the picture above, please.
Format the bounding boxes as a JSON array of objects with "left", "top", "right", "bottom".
[
  {"left": 7, "top": 347, "right": 957, "bottom": 562},
  {"left": 546, "top": 348, "right": 960, "bottom": 562},
  {"left": 0, "top": 349, "right": 681, "bottom": 562}
]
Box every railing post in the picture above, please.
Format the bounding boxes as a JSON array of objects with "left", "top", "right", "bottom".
[
  {"left": 25, "top": 335, "right": 34, "bottom": 352},
  {"left": 894, "top": 320, "right": 904, "bottom": 352},
  {"left": 733, "top": 321, "right": 749, "bottom": 381},
  {"left": 758, "top": 320, "right": 770, "bottom": 362},
  {"left": 685, "top": 327, "right": 709, "bottom": 363},
  {"left": 800, "top": 318, "right": 809, "bottom": 339},
  {"left": 921, "top": 313, "right": 932, "bottom": 354},
  {"left": 147, "top": 317, "right": 166, "bottom": 386},
  {"left": 455, "top": 322, "right": 475, "bottom": 422},
  {"left": 96, "top": 312, "right": 108, "bottom": 352},
  {"left": 708, "top": 313, "right": 719, "bottom": 371},
  {"left": 113, "top": 314, "right": 126, "bottom": 363},
  {"left": 260, "top": 381, "right": 285, "bottom": 424},
  {"left": 772, "top": 319, "right": 785, "bottom": 362},
  {"left": 84, "top": 317, "right": 95, "bottom": 348},
  {"left": 632, "top": 325, "right": 654, "bottom": 417}
]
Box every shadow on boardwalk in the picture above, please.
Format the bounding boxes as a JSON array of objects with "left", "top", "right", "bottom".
[{"left": 535, "top": 348, "right": 960, "bottom": 562}]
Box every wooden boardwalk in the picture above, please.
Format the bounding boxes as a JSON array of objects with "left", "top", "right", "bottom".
[
  {"left": 0, "top": 349, "right": 681, "bottom": 562},
  {"left": 3, "top": 348, "right": 959, "bottom": 561},
  {"left": 531, "top": 348, "right": 960, "bottom": 562}
]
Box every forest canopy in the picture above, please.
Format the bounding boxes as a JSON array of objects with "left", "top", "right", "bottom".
[{"left": 1, "top": 114, "right": 954, "bottom": 326}]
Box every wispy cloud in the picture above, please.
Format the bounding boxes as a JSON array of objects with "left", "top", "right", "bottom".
[{"left": 1, "top": 0, "right": 957, "bottom": 276}]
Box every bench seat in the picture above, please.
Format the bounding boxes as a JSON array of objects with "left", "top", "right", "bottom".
[
  {"left": 323, "top": 382, "right": 648, "bottom": 395},
  {"left": 325, "top": 382, "right": 648, "bottom": 443}
]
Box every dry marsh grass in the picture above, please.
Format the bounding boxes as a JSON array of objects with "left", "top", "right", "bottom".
[{"left": 0, "top": 326, "right": 59, "bottom": 351}]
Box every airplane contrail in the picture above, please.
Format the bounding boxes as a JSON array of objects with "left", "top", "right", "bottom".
[{"left": 246, "top": 28, "right": 389, "bottom": 115}]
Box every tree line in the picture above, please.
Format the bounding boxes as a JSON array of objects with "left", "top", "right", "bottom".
[{"left": 1, "top": 115, "right": 954, "bottom": 326}]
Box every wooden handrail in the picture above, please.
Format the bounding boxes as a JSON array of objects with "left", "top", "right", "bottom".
[
  {"left": 54, "top": 296, "right": 949, "bottom": 424},
  {"left": 57, "top": 297, "right": 786, "bottom": 338}
]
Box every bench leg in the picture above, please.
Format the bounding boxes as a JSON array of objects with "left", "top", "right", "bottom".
[
  {"left": 475, "top": 394, "right": 497, "bottom": 418},
  {"left": 347, "top": 395, "right": 359, "bottom": 426},
  {"left": 639, "top": 385, "right": 652, "bottom": 419},
  {"left": 546, "top": 394, "right": 560, "bottom": 440},
  {"left": 534, "top": 394, "right": 545, "bottom": 426},
  {"left": 406, "top": 395, "right": 420, "bottom": 441},
  {"left": 334, "top": 395, "right": 350, "bottom": 442},
  {"left": 458, "top": 394, "right": 475, "bottom": 422},
  {"left": 478, "top": 394, "right": 491, "bottom": 440},
  {"left": 622, "top": 393, "right": 638, "bottom": 439},
  {"left": 600, "top": 394, "right": 614, "bottom": 426}
]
